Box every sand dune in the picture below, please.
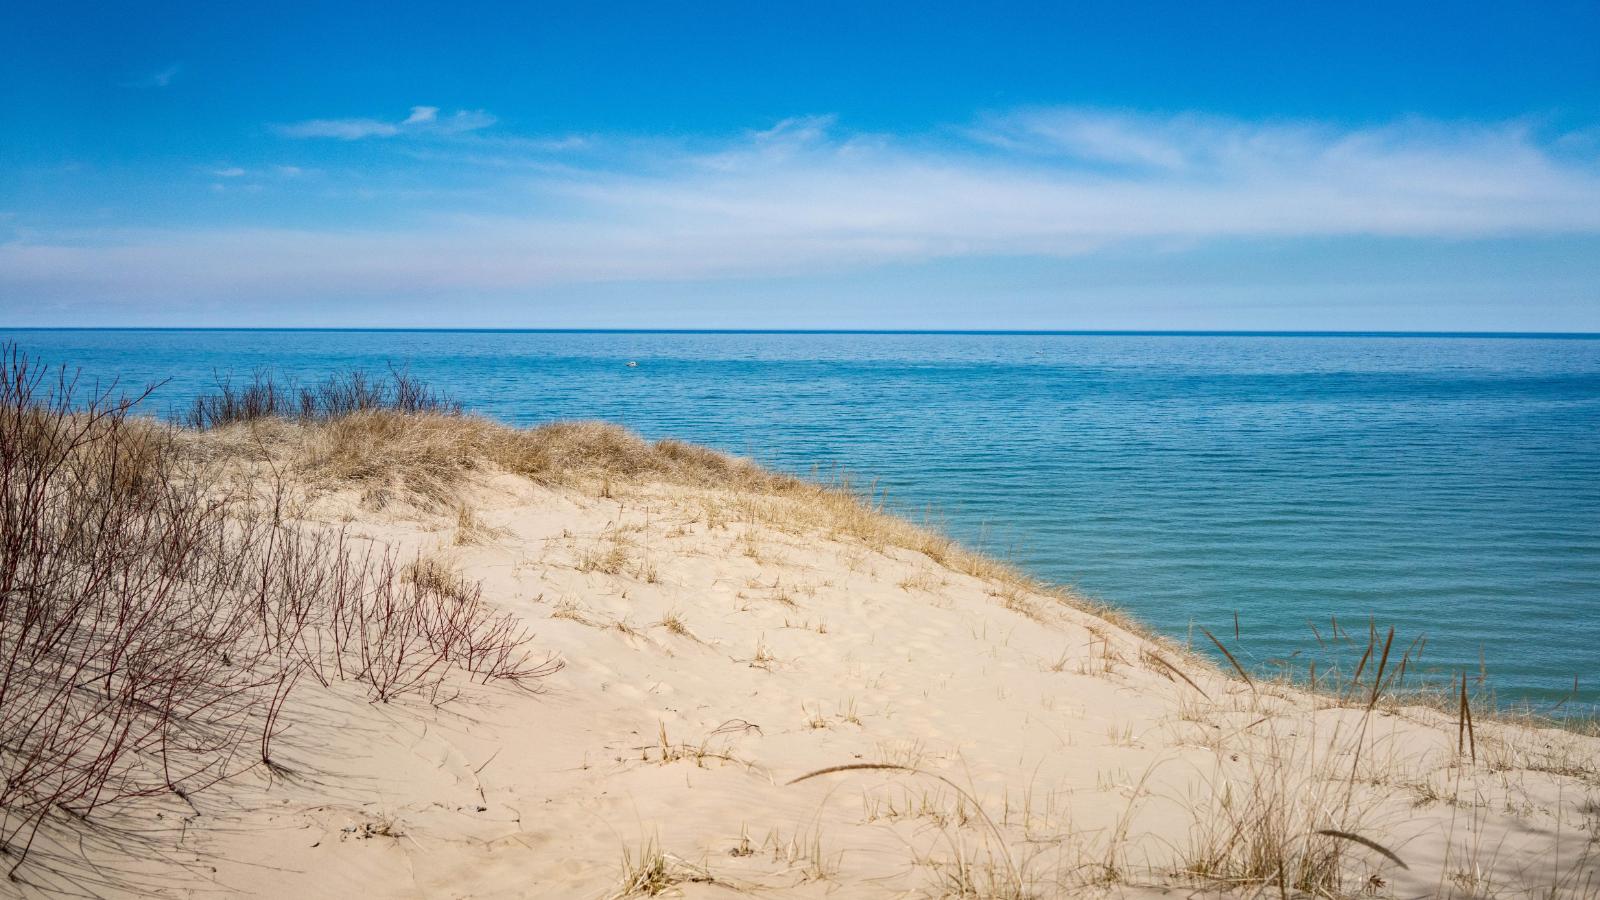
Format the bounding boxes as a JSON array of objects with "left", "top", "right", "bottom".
[{"left": 6, "top": 414, "right": 1598, "bottom": 898}]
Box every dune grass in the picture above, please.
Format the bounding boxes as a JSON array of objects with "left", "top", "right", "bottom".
[{"left": 182, "top": 366, "right": 460, "bottom": 429}]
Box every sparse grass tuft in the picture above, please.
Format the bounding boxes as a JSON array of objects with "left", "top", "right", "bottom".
[
  {"left": 612, "top": 835, "right": 677, "bottom": 897},
  {"left": 749, "top": 635, "right": 776, "bottom": 669},
  {"left": 899, "top": 570, "right": 944, "bottom": 593},
  {"left": 1176, "top": 710, "right": 1405, "bottom": 896},
  {"left": 767, "top": 824, "right": 839, "bottom": 883},
  {"left": 655, "top": 609, "right": 694, "bottom": 639},
  {"left": 453, "top": 502, "right": 503, "bottom": 545},
  {"left": 578, "top": 539, "right": 631, "bottom": 575}
]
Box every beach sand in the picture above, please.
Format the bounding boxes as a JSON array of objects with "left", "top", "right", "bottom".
[{"left": 9, "top": 420, "right": 1598, "bottom": 898}]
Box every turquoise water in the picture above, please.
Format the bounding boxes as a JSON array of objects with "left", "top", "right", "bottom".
[{"left": 7, "top": 329, "right": 1598, "bottom": 713}]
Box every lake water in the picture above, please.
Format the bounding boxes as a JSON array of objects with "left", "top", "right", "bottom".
[{"left": 6, "top": 329, "right": 1597, "bottom": 714}]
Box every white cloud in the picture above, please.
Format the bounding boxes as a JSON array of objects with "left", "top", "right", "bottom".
[
  {"left": 199, "top": 165, "right": 305, "bottom": 185},
  {"left": 277, "top": 118, "right": 401, "bottom": 140},
  {"left": 533, "top": 111, "right": 1600, "bottom": 253},
  {"left": 436, "top": 109, "right": 498, "bottom": 134},
  {"left": 7, "top": 109, "right": 1600, "bottom": 305},
  {"left": 752, "top": 114, "right": 837, "bottom": 144},
  {"left": 277, "top": 106, "right": 496, "bottom": 140}
]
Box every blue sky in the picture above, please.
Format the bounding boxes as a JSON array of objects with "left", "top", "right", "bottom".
[{"left": 3, "top": 1, "right": 1599, "bottom": 330}]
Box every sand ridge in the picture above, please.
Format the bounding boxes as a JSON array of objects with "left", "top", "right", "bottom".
[{"left": 10, "top": 466, "right": 1599, "bottom": 898}]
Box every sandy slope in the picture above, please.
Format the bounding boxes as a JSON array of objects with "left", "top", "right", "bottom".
[{"left": 15, "top": 470, "right": 1598, "bottom": 899}]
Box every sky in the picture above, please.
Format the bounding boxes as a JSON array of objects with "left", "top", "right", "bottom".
[{"left": 2, "top": 0, "right": 1599, "bottom": 330}]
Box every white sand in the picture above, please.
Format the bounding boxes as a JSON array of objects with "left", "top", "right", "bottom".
[{"left": 16, "top": 471, "right": 1598, "bottom": 898}]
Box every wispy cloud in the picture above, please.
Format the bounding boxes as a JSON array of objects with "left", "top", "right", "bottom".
[
  {"left": 277, "top": 105, "right": 497, "bottom": 140},
  {"left": 124, "top": 63, "right": 181, "bottom": 89},
  {"left": 197, "top": 165, "right": 305, "bottom": 192},
  {"left": 6, "top": 108, "right": 1600, "bottom": 307}
]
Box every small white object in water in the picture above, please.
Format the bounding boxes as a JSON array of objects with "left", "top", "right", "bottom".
[{"left": 626, "top": 360, "right": 639, "bottom": 368}]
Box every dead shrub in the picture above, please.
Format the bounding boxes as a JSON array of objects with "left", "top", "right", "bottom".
[{"left": 0, "top": 344, "right": 557, "bottom": 878}]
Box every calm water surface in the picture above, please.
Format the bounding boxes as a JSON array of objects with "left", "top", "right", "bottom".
[{"left": 7, "top": 329, "right": 1597, "bottom": 713}]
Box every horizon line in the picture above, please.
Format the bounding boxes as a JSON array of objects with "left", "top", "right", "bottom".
[{"left": 2, "top": 327, "right": 1598, "bottom": 339}]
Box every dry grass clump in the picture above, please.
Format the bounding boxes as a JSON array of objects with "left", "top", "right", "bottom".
[
  {"left": 1177, "top": 723, "right": 1402, "bottom": 895},
  {"left": 453, "top": 502, "right": 505, "bottom": 545},
  {"left": 208, "top": 413, "right": 804, "bottom": 509},
  {"left": 611, "top": 835, "right": 678, "bottom": 897},
  {"left": 610, "top": 834, "right": 724, "bottom": 898},
  {"left": 295, "top": 411, "right": 498, "bottom": 504},
  {"left": 655, "top": 609, "right": 696, "bottom": 640},
  {"left": 0, "top": 346, "right": 558, "bottom": 879},
  {"left": 578, "top": 541, "right": 631, "bottom": 575}
]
